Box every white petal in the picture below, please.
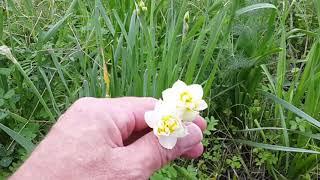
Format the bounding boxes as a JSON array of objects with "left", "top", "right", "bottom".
[
  {"left": 154, "top": 100, "right": 164, "bottom": 110},
  {"left": 172, "top": 126, "right": 188, "bottom": 138},
  {"left": 172, "top": 80, "right": 187, "bottom": 89},
  {"left": 144, "top": 111, "right": 158, "bottom": 128},
  {"left": 162, "top": 88, "right": 176, "bottom": 102},
  {"left": 197, "top": 100, "right": 208, "bottom": 111},
  {"left": 157, "top": 101, "right": 177, "bottom": 115},
  {"left": 187, "top": 84, "right": 203, "bottom": 100},
  {"left": 153, "top": 128, "right": 159, "bottom": 136},
  {"left": 182, "top": 110, "right": 199, "bottom": 122},
  {"left": 158, "top": 136, "right": 177, "bottom": 149},
  {"left": 175, "top": 108, "right": 185, "bottom": 119}
]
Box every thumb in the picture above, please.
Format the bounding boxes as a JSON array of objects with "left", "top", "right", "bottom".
[{"left": 123, "top": 123, "right": 203, "bottom": 176}]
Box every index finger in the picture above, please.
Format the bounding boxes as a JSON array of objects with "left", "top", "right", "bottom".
[{"left": 107, "top": 97, "right": 157, "bottom": 140}]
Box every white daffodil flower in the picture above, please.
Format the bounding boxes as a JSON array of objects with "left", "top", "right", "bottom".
[
  {"left": 144, "top": 100, "right": 187, "bottom": 149},
  {"left": 162, "top": 80, "right": 208, "bottom": 122}
]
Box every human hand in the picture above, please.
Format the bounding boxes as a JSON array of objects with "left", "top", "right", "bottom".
[{"left": 11, "top": 97, "right": 206, "bottom": 179}]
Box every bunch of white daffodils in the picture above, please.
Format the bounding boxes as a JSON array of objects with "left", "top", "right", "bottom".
[{"left": 145, "top": 80, "right": 208, "bottom": 149}]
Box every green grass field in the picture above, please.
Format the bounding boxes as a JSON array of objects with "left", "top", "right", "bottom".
[{"left": 1, "top": 0, "right": 320, "bottom": 179}]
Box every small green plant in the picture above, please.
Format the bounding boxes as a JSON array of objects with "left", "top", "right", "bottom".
[
  {"left": 203, "top": 116, "right": 219, "bottom": 146},
  {"left": 253, "top": 148, "right": 278, "bottom": 166},
  {"left": 151, "top": 164, "right": 197, "bottom": 180},
  {"left": 290, "top": 117, "right": 308, "bottom": 132},
  {"left": 226, "top": 156, "right": 242, "bottom": 169}
]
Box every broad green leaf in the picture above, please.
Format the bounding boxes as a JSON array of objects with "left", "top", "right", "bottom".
[{"left": 0, "top": 123, "right": 35, "bottom": 153}]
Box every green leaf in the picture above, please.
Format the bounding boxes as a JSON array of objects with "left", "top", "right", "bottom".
[
  {"left": 0, "top": 156, "right": 13, "bottom": 167},
  {"left": 96, "top": 0, "right": 115, "bottom": 36},
  {"left": 0, "top": 68, "right": 11, "bottom": 76},
  {"left": 236, "top": 3, "right": 277, "bottom": 16},
  {"left": 0, "top": 123, "right": 35, "bottom": 153},
  {"left": 0, "top": 99, "right": 4, "bottom": 107},
  {"left": 263, "top": 91, "right": 320, "bottom": 128},
  {"left": 39, "top": 13, "right": 72, "bottom": 46},
  {"left": 0, "top": 111, "right": 8, "bottom": 120},
  {"left": 173, "top": 165, "right": 196, "bottom": 180},
  {"left": 235, "top": 139, "right": 320, "bottom": 154},
  {"left": 3, "top": 89, "right": 14, "bottom": 99}
]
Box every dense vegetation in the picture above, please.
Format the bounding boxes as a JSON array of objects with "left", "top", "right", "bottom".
[{"left": 0, "top": 0, "right": 320, "bottom": 179}]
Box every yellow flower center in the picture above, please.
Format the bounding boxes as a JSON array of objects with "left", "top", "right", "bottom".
[
  {"left": 157, "top": 115, "right": 179, "bottom": 135},
  {"left": 180, "top": 91, "right": 193, "bottom": 104}
]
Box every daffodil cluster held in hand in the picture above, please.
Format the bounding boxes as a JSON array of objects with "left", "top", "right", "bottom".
[{"left": 145, "top": 80, "right": 208, "bottom": 149}]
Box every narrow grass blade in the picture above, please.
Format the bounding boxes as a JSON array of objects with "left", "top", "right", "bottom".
[
  {"left": 39, "top": 67, "right": 61, "bottom": 115},
  {"left": 96, "top": 0, "right": 115, "bottom": 36},
  {"left": 39, "top": 13, "right": 72, "bottom": 46},
  {"left": 185, "top": 23, "right": 206, "bottom": 84},
  {"left": 0, "top": 109, "right": 27, "bottom": 123},
  {"left": 203, "top": 62, "right": 219, "bottom": 97},
  {"left": 210, "top": 81, "right": 242, "bottom": 100},
  {"left": 0, "top": 7, "right": 3, "bottom": 41},
  {"left": 236, "top": 3, "right": 277, "bottom": 16},
  {"left": 237, "top": 127, "right": 320, "bottom": 141},
  {"left": 65, "top": 0, "right": 78, "bottom": 15},
  {"left": 264, "top": 91, "right": 320, "bottom": 128},
  {"left": 143, "top": 69, "right": 148, "bottom": 97},
  {"left": 49, "top": 51, "right": 71, "bottom": 96},
  {"left": 235, "top": 139, "right": 320, "bottom": 154},
  {"left": 0, "top": 123, "right": 35, "bottom": 153},
  {"left": 195, "top": 11, "right": 226, "bottom": 83},
  {"left": 113, "top": 10, "right": 128, "bottom": 42},
  {"left": 261, "top": 64, "right": 276, "bottom": 93},
  {"left": 313, "top": 0, "right": 320, "bottom": 26},
  {"left": 236, "top": 127, "right": 285, "bottom": 132},
  {"left": 22, "top": 0, "right": 34, "bottom": 15}
]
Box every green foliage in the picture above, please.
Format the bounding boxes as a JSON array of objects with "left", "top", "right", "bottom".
[
  {"left": 226, "top": 156, "right": 242, "bottom": 169},
  {"left": 253, "top": 148, "right": 278, "bottom": 166},
  {"left": 151, "top": 164, "right": 197, "bottom": 180}
]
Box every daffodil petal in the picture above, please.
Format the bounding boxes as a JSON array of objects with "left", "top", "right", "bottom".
[
  {"left": 187, "top": 84, "right": 203, "bottom": 100},
  {"left": 197, "top": 100, "right": 208, "bottom": 111},
  {"left": 162, "top": 88, "right": 176, "bottom": 102},
  {"left": 173, "top": 126, "right": 188, "bottom": 137},
  {"left": 144, "top": 111, "right": 158, "bottom": 128},
  {"left": 183, "top": 110, "right": 199, "bottom": 122},
  {"left": 159, "top": 136, "right": 177, "bottom": 149},
  {"left": 154, "top": 100, "right": 164, "bottom": 109},
  {"left": 172, "top": 80, "right": 187, "bottom": 89}
]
